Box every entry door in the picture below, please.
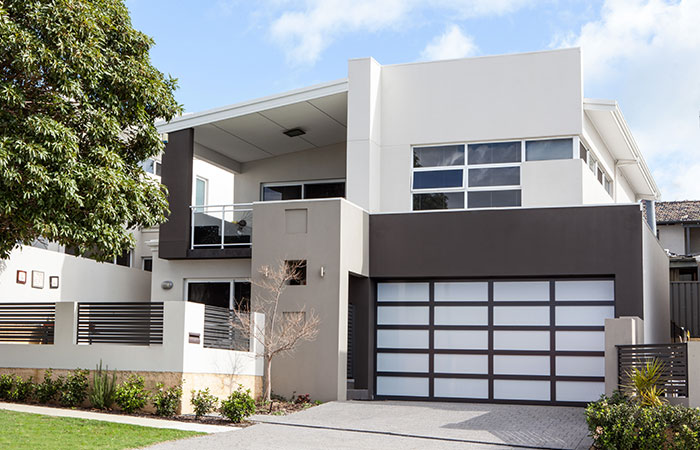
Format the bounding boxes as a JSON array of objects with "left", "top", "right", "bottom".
[{"left": 375, "top": 279, "right": 614, "bottom": 405}]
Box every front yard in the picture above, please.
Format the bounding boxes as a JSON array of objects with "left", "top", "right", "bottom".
[{"left": 0, "top": 409, "right": 202, "bottom": 450}]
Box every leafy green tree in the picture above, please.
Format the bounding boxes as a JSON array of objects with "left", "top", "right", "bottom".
[{"left": 0, "top": 0, "right": 181, "bottom": 260}]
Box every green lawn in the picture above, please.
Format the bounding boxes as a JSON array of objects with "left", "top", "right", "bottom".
[{"left": 0, "top": 409, "right": 203, "bottom": 450}]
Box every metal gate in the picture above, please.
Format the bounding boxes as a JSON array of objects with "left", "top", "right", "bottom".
[{"left": 375, "top": 279, "right": 614, "bottom": 405}]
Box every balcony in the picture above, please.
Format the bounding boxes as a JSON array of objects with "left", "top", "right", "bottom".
[{"left": 189, "top": 204, "right": 253, "bottom": 258}]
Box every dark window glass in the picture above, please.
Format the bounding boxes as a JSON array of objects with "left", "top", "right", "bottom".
[
  {"left": 525, "top": 138, "right": 573, "bottom": 161},
  {"left": 413, "top": 145, "right": 464, "bottom": 168},
  {"left": 598, "top": 168, "right": 604, "bottom": 183},
  {"left": 154, "top": 161, "right": 162, "bottom": 176},
  {"left": 304, "top": 182, "right": 345, "bottom": 199},
  {"left": 187, "top": 282, "right": 230, "bottom": 309},
  {"left": 412, "top": 192, "right": 464, "bottom": 210},
  {"left": 262, "top": 185, "right": 302, "bottom": 201},
  {"left": 468, "top": 167, "right": 519, "bottom": 187},
  {"left": 413, "top": 170, "right": 462, "bottom": 189},
  {"left": 115, "top": 251, "right": 130, "bottom": 267},
  {"left": 468, "top": 142, "right": 521, "bottom": 165},
  {"left": 468, "top": 190, "right": 521, "bottom": 208},
  {"left": 234, "top": 282, "right": 251, "bottom": 311},
  {"left": 579, "top": 143, "right": 588, "bottom": 162},
  {"left": 142, "top": 258, "right": 153, "bottom": 272},
  {"left": 285, "top": 260, "right": 307, "bottom": 286}
]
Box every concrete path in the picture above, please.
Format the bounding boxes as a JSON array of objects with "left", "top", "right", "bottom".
[
  {"left": 0, "top": 402, "right": 235, "bottom": 434},
  {"left": 145, "top": 401, "right": 593, "bottom": 450}
]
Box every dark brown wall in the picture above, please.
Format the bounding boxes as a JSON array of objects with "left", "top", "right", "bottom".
[
  {"left": 370, "top": 205, "right": 645, "bottom": 318},
  {"left": 159, "top": 128, "right": 194, "bottom": 259}
]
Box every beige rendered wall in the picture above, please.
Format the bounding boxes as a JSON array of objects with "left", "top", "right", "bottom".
[
  {"left": 250, "top": 198, "right": 368, "bottom": 401},
  {"left": 0, "top": 246, "right": 151, "bottom": 302},
  {"left": 234, "top": 143, "right": 346, "bottom": 204}
]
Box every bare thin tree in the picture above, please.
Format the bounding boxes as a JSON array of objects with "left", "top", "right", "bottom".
[{"left": 232, "top": 260, "right": 319, "bottom": 403}]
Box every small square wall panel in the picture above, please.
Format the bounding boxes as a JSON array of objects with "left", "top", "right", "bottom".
[{"left": 285, "top": 209, "right": 307, "bottom": 234}]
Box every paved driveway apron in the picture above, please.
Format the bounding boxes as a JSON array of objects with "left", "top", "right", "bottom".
[{"left": 146, "top": 401, "right": 592, "bottom": 450}]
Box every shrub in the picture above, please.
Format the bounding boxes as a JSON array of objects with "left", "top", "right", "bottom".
[
  {"left": 152, "top": 383, "right": 182, "bottom": 417},
  {"left": 0, "top": 374, "right": 14, "bottom": 400},
  {"left": 89, "top": 361, "right": 117, "bottom": 410},
  {"left": 114, "top": 374, "right": 149, "bottom": 414},
  {"left": 586, "top": 394, "right": 700, "bottom": 449},
  {"left": 191, "top": 388, "right": 218, "bottom": 419},
  {"left": 59, "top": 369, "right": 89, "bottom": 407},
  {"left": 9, "top": 375, "right": 34, "bottom": 402},
  {"left": 623, "top": 358, "right": 667, "bottom": 407},
  {"left": 294, "top": 393, "right": 310, "bottom": 404},
  {"left": 35, "top": 369, "right": 63, "bottom": 404},
  {"left": 220, "top": 385, "right": 255, "bottom": 423}
]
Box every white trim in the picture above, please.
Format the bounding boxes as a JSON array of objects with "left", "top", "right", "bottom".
[{"left": 156, "top": 79, "right": 349, "bottom": 133}]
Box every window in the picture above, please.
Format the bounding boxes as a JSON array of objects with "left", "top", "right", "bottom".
[
  {"left": 285, "top": 260, "right": 307, "bottom": 286},
  {"left": 468, "top": 190, "right": 521, "bottom": 208},
  {"left": 186, "top": 280, "right": 251, "bottom": 310},
  {"left": 604, "top": 176, "right": 612, "bottom": 195},
  {"left": 142, "top": 257, "right": 153, "bottom": 272},
  {"left": 195, "top": 177, "right": 207, "bottom": 206},
  {"left": 525, "top": 138, "right": 573, "bottom": 161},
  {"left": 413, "top": 192, "right": 464, "bottom": 210},
  {"left": 468, "top": 142, "right": 520, "bottom": 165},
  {"left": 413, "top": 145, "right": 464, "bottom": 167},
  {"left": 115, "top": 250, "right": 131, "bottom": 267},
  {"left": 141, "top": 158, "right": 162, "bottom": 176},
  {"left": 579, "top": 143, "right": 588, "bottom": 163},
  {"left": 413, "top": 169, "right": 463, "bottom": 189},
  {"left": 468, "top": 167, "right": 519, "bottom": 187},
  {"left": 261, "top": 180, "right": 345, "bottom": 201}
]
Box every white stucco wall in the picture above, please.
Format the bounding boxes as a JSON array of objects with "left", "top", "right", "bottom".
[
  {"left": 234, "top": 143, "right": 346, "bottom": 204},
  {"left": 521, "top": 159, "right": 583, "bottom": 207},
  {"left": 0, "top": 246, "right": 151, "bottom": 302},
  {"left": 192, "top": 158, "right": 234, "bottom": 207},
  {"left": 658, "top": 224, "right": 685, "bottom": 255},
  {"left": 642, "top": 223, "right": 670, "bottom": 343}
]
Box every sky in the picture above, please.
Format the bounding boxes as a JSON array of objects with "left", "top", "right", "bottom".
[{"left": 126, "top": 0, "right": 700, "bottom": 201}]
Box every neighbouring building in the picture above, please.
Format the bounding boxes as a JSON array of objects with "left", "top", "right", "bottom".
[
  {"left": 0, "top": 48, "right": 670, "bottom": 408},
  {"left": 656, "top": 200, "right": 700, "bottom": 281}
]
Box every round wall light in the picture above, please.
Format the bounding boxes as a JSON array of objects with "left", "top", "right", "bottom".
[{"left": 161, "top": 280, "right": 174, "bottom": 290}]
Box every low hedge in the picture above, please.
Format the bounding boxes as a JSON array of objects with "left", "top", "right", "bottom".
[{"left": 586, "top": 394, "right": 700, "bottom": 449}]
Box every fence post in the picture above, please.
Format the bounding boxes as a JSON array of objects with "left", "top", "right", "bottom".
[
  {"left": 688, "top": 341, "right": 700, "bottom": 407},
  {"left": 54, "top": 302, "right": 77, "bottom": 346},
  {"left": 605, "top": 316, "right": 644, "bottom": 396}
]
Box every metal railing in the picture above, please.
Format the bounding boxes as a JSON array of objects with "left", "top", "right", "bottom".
[
  {"left": 203, "top": 305, "right": 249, "bottom": 351},
  {"left": 77, "top": 302, "right": 164, "bottom": 345},
  {"left": 671, "top": 281, "right": 700, "bottom": 338},
  {"left": 0, "top": 303, "right": 55, "bottom": 344},
  {"left": 617, "top": 343, "right": 688, "bottom": 397},
  {"left": 190, "top": 203, "right": 253, "bottom": 249}
]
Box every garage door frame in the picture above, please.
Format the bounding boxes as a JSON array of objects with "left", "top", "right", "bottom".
[{"left": 373, "top": 278, "right": 614, "bottom": 406}]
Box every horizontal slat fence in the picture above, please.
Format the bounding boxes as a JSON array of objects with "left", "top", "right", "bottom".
[
  {"left": 0, "top": 303, "right": 55, "bottom": 344},
  {"left": 671, "top": 282, "right": 700, "bottom": 337},
  {"left": 617, "top": 343, "right": 688, "bottom": 397},
  {"left": 77, "top": 302, "right": 163, "bottom": 345},
  {"left": 203, "top": 305, "right": 249, "bottom": 351}
]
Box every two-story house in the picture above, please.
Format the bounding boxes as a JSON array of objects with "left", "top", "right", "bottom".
[{"left": 152, "top": 48, "right": 669, "bottom": 406}]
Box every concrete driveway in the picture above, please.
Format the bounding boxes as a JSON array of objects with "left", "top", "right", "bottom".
[{"left": 146, "top": 401, "right": 592, "bottom": 450}]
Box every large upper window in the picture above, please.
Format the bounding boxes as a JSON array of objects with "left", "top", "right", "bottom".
[
  {"left": 525, "top": 138, "right": 573, "bottom": 161},
  {"left": 261, "top": 180, "right": 345, "bottom": 201}
]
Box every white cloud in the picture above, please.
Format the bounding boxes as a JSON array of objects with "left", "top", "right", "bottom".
[
  {"left": 555, "top": 0, "right": 700, "bottom": 200},
  {"left": 268, "top": 0, "right": 532, "bottom": 65},
  {"left": 421, "top": 24, "right": 478, "bottom": 61}
]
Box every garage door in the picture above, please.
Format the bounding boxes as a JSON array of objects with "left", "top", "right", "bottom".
[{"left": 375, "top": 279, "right": 614, "bottom": 405}]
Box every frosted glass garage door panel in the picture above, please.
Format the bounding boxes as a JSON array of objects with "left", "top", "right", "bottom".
[
  {"left": 377, "top": 330, "right": 429, "bottom": 349},
  {"left": 555, "top": 306, "right": 615, "bottom": 326},
  {"left": 376, "top": 376, "right": 429, "bottom": 397},
  {"left": 494, "top": 380, "right": 550, "bottom": 401},
  {"left": 377, "top": 283, "right": 429, "bottom": 302},
  {"left": 434, "top": 282, "right": 488, "bottom": 302},
  {"left": 377, "top": 353, "right": 429, "bottom": 373},
  {"left": 494, "top": 331, "right": 550, "bottom": 351},
  {"left": 435, "top": 378, "right": 489, "bottom": 399},
  {"left": 494, "top": 306, "right": 550, "bottom": 326},
  {"left": 556, "top": 381, "right": 605, "bottom": 402},
  {"left": 555, "top": 280, "right": 614, "bottom": 301},
  {"left": 494, "top": 282, "right": 549, "bottom": 301},
  {"left": 434, "top": 354, "right": 488, "bottom": 374},
  {"left": 556, "top": 356, "right": 605, "bottom": 377},
  {"left": 434, "top": 330, "right": 488, "bottom": 350},
  {"left": 494, "top": 355, "right": 550, "bottom": 376},
  {"left": 434, "top": 307, "right": 488, "bottom": 326},
  {"left": 556, "top": 331, "right": 605, "bottom": 351},
  {"left": 377, "top": 307, "right": 430, "bottom": 325}
]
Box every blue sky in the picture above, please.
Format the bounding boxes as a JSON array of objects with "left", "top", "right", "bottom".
[{"left": 127, "top": 0, "right": 700, "bottom": 201}]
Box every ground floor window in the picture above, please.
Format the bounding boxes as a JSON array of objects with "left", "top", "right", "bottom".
[{"left": 186, "top": 279, "right": 250, "bottom": 310}]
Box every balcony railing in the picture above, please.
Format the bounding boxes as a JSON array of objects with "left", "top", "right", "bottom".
[{"left": 190, "top": 203, "right": 253, "bottom": 249}]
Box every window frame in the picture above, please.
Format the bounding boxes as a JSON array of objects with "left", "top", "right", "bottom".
[
  {"left": 260, "top": 178, "right": 346, "bottom": 202},
  {"left": 184, "top": 278, "right": 250, "bottom": 310},
  {"left": 142, "top": 257, "right": 153, "bottom": 272},
  {"left": 195, "top": 176, "right": 208, "bottom": 206}
]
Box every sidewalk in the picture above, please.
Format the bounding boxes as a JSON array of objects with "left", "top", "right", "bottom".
[{"left": 0, "top": 402, "right": 236, "bottom": 434}]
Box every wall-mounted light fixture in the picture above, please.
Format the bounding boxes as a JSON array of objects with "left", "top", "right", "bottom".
[
  {"left": 161, "top": 280, "right": 174, "bottom": 290},
  {"left": 320, "top": 266, "right": 325, "bottom": 278}
]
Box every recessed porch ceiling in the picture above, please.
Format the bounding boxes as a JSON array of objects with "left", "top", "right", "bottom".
[{"left": 156, "top": 80, "right": 348, "bottom": 165}]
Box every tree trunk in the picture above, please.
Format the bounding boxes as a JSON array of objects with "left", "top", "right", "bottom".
[{"left": 264, "top": 357, "right": 272, "bottom": 403}]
